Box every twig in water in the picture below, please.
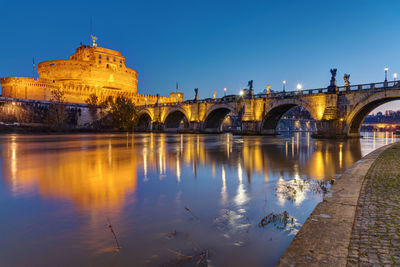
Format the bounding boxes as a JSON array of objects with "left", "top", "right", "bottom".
[
  {"left": 184, "top": 206, "right": 199, "bottom": 220},
  {"left": 106, "top": 217, "right": 121, "bottom": 250},
  {"left": 162, "top": 230, "right": 177, "bottom": 239},
  {"left": 196, "top": 249, "right": 209, "bottom": 266},
  {"left": 167, "top": 249, "right": 193, "bottom": 264}
]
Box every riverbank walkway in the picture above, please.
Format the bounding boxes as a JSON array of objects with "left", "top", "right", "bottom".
[{"left": 277, "top": 143, "right": 400, "bottom": 266}]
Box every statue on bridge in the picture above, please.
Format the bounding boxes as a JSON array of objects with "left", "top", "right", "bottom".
[
  {"left": 328, "top": 68, "right": 338, "bottom": 93},
  {"left": 247, "top": 80, "right": 254, "bottom": 97},
  {"left": 194, "top": 88, "right": 199, "bottom": 102},
  {"left": 344, "top": 73, "right": 351, "bottom": 91}
]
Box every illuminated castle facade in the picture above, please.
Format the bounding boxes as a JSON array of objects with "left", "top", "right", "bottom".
[{"left": 0, "top": 38, "right": 183, "bottom": 105}]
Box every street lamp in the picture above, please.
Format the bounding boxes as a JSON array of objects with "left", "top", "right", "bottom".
[
  {"left": 282, "top": 80, "right": 286, "bottom": 92},
  {"left": 296, "top": 83, "right": 302, "bottom": 90},
  {"left": 394, "top": 73, "right": 397, "bottom": 81},
  {"left": 224, "top": 87, "right": 227, "bottom": 96},
  {"left": 385, "top": 67, "right": 388, "bottom": 82},
  {"left": 240, "top": 90, "right": 244, "bottom": 96}
]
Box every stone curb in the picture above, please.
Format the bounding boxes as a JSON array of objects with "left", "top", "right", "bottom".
[{"left": 276, "top": 142, "right": 398, "bottom": 267}]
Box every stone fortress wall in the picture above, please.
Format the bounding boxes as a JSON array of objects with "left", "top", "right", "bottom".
[
  {"left": 0, "top": 77, "right": 58, "bottom": 101},
  {"left": 0, "top": 40, "right": 183, "bottom": 106}
]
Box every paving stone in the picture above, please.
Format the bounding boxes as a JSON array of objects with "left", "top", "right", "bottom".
[{"left": 347, "top": 145, "right": 400, "bottom": 265}]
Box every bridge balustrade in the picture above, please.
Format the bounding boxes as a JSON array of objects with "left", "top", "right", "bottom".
[{"left": 137, "top": 81, "right": 400, "bottom": 108}]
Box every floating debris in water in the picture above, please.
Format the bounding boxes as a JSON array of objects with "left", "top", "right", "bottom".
[
  {"left": 259, "top": 211, "right": 301, "bottom": 235},
  {"left": 162, "top": 230, "right": 177, "bottom": 239},
  {"left": 164, "top": 248, "right": 209, "bottom": 266},
  {"left": 184, "top": 206, "right": 200, "bottom": 220}
]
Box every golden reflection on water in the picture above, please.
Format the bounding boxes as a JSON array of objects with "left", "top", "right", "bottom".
[
  {"left": 2, "top": 132, "right": 397, "bottom": 212},
  {"left": 3, "top": 136, "right": 137, "bottom": 211}
]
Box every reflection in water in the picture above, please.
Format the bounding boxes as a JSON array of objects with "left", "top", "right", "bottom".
[
  {"left": 0, "top": 132, "right": 397, "bottom": 266},
  {"left": 2, "top": 136, "right": 137, "bottom": 211},
  {"left": 221, "top": 164, "right": 228, "bottom": 205}
]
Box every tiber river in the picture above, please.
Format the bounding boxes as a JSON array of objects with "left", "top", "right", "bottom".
[{"left": 0, "top": 132, "right": 397, "bottom": 266}]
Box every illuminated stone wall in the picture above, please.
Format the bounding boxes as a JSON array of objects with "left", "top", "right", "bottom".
[{"left": 0, "top": 77, "right": 57, "bottom": 101}]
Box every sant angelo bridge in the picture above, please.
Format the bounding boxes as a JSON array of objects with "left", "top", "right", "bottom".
[{"left": 136, "top": 75, "right": 400, "bottom": 138}]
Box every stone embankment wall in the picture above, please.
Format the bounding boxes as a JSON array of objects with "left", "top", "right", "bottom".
[{"left": 0, "top": 97, "right": 93, "bottom": 127}]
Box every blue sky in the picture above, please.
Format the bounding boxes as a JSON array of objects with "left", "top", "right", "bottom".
[{"left": 1, "top": 0, "right": 399, "bottom": 112}]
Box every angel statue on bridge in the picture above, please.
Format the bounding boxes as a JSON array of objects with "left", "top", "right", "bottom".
[
  {"left": 330, "top": 68, "right": 337, "bottom": 80},
  {"left": 248, "top": 80, "right": 254, "bottom": 97},
  {"left": 328, "top": 68, "right": 338, "bottom": 92},
  {"left": 344, "top": 74, "right": 350, "bottom": 86}
]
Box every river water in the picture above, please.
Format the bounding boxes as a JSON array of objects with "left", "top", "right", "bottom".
[{"left": 0, "top": 132, "right": 397, "bottom": 266}]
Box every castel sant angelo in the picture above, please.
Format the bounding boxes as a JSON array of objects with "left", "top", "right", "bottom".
[{"left": 0, "top": 36, "right": 183, "bottom": 105}]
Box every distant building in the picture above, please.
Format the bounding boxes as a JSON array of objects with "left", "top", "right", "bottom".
[{"left": 0, "top": 38, "right": 183, "bottom": 105}]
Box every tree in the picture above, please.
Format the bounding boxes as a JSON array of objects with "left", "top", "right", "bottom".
[
  {"left": 104, "top": 96, "right": 138, "bottom": 131},
  {"left": 85, "top": 93, "right": 99, "bottom": 120},
  {"left": 47, "top": 88, "right": 66, "bottom": 128}
]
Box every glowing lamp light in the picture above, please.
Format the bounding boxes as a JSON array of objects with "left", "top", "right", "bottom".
[
  {"left": 239, "top": 90, "right": 244, "bottom": 96},
  {"left": 12, "top": 101, "right": 16, "bottom": 106},
  {"left": 394, "top": 73, "right": 397, "bottom": 81},
  {"left": 385, "top": 67, "right": 389, "bottom": 72},
  {"left": 296, "top": 83, "right": 302, "bottom": 90},
  {"left": 283, "top": 80, "right": 286, "bottom": 84}
]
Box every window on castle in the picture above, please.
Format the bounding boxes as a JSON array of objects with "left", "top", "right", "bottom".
[
  {"left": 107, "top": 56, "right": 109, "bottom": 61},
  {"left": 113, "top": 58, "right": 116, "bottom": 62},
  {"left": 99, "top": 55, "right": 101, "bottom": 59},
  {"left": 99, "top": 60, "right": 101, "bottom": 64},
  {"left": 120, "top": 65, "right": 122, "bottom": 68}
]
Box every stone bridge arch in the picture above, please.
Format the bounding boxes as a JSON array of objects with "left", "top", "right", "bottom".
[
  {"left": 345, "top": 90, "right": 400, "bottom": 137},
  {"left": 260, "top": 98, "right": 322, "bottom": 134},
  {"left": 202, "top": 104, "right": 237, "bottom": 133},
  {"left": 137, "top": 109, "right": 154, "bottom": 131},
  {"left": 163, "top": 107, "right": 190, "bottom": 132}
]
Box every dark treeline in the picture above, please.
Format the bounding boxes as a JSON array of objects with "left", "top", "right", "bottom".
[
  {"left": 0, "top": 90, "right": 139, "bottom": 132},
  {"left": 364, "top": 110, "right": 400, "bottom": 123}
]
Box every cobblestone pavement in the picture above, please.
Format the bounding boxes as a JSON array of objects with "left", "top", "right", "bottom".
[{"left": 347, "top": 145, "right": 400, "bottom": 266}]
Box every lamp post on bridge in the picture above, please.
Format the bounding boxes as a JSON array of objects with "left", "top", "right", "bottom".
[
  {"left": 385, "top": 67, "right": 388, "bottom": 82},
  {"left": 282, "top": 80, "right": 286, "bottom": 92},
  {"left": 296, "top": 83, "right": 302, "bottom": 91},
  {"left": 394, "top": 73, "right": 397, "bottom": 81},
  {"left": 224, "top": 87, "right": 227, "bottom": 96}
]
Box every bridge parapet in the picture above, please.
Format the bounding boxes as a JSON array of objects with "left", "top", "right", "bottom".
[
  {"left": 137, "top": 81, "right": 399, "bottom": 109},
  {"left": 136, "top": 80, "right": 400, "bottom": 138}
]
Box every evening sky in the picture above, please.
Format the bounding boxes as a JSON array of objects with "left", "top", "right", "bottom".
[{"left": 1, "top": 0, "right": 399, "bottom": 112}]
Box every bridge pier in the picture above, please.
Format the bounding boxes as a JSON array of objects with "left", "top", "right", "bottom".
[
  {"left": 260, "top": 129, "right": 279, "bottom": 135},
  {"left": 151, "top": 121, "right": 164, "bottom": 131},
  {"left": 240, "top": 121, "right": 260, "bottom": 135},
  {"left": 189, "top": 121, "right": 202, "bottom": 132},
  {"left": 313, "top": 119, "right": 351, "bottom": 139}
]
